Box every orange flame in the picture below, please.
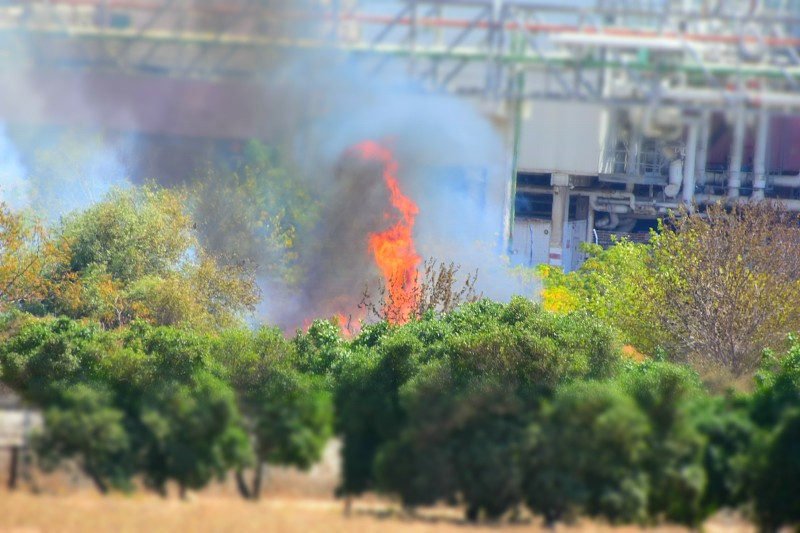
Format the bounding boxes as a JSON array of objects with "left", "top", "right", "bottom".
[{"left": 352, "top": 140, "right": 421, "bottom": 324}]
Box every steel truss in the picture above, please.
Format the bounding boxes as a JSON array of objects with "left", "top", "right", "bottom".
[{"left": 1, "top": 1, "right": 800, "bottom": 112}]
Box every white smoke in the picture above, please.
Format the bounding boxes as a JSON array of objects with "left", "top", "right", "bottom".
[{"left": 0, "top": 123, "right": 29, "bottom": 210}]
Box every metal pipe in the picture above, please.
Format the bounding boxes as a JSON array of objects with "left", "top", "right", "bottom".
[
  {"left": 695, "top": 110, "right": 710, "bottom": 187},
  {"left": 772, "top": 174, "right": 800, "bottom": 188},
  {"left": 549, "top": 180, "right": 569, "bottom": 267},
  {"left": 593, "top": 203, "right": 630, "bottom": 214},
  {"left": 695, "top": 194, "right": 800, "bottom": 212},
  {"left": 694, "top": 194, "right": 751, "bottom": 205},
  {"left": 752, "top": 107, "right": 769, "bottom": 201},
  {"left": 658, "top": 88, "right": 800, "bottom": 108},
  {"left": 682, "top": 120, "right": 698, "bottom": 206},
  {"left": 616, "top": 217, "right": 637, "bottom": 232},
  {"left": 626, "top": 121, "right": 642, "bottom": 178},
  {"left": 595, "top": 212, "right": 620, "bottom": 229},
  {"left": 666, "top": 159, "right": 683, "bottom": 198},
  {"left": 727, "top": 106, "right": 746, "bottom": 199},
  {"left": 515, "top": 186, "right": 636, "bottom": 211}
]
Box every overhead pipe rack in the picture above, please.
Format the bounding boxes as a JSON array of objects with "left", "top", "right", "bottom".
[{"left": 1, "top": 0, "right": 800, "bottom": 111}]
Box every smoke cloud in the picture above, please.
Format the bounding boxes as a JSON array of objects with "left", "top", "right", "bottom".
[
  {"left": 0, "top": 2, "right": 533, "bottom": 330},
  {"left": 0, "top": 124, "right": 28, "bottom": 210}
]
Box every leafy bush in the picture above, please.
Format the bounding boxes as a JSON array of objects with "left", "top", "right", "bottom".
[
  {"left": 748, "top": 407, "right": 800, "bottom": 532},
  {"left": 523, "top": 381, "right": 650, "bottom": 526},
  {"left": 334, "top": 297, "right": 623, "bottom": 520},
  {"left": 214, "top": 327, "right": 333, "bottom": 499},
  {"left": 2, "top": 318, "right": 254, "bottom": 495},
  {"left": 34, "top": 382, "right": 134, "bottom": 493},
  {"left": 745, "top": 338, "right": 800, "bottom": 531},
  {"left": 619, "top": 362, "right": 708, "bottom": 527},
  {"left": 690, "top": 395, "right": 755, "bottom": 514}
]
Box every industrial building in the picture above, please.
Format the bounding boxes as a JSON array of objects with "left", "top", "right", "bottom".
[{"left": 2, "top": 0, "right": 800, "bottom": 272}]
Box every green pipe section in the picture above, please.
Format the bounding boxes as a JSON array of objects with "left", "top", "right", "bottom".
[
  {"left": 3, "top": 25, "right": 800, "bottom": 81},
  {"left": 508, "top": 69, "right": 524, "bottom": 254}
]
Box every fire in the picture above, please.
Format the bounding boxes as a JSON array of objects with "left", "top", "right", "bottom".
[{"left": 352, "top": 140, "right": 421, "bottom": 324}]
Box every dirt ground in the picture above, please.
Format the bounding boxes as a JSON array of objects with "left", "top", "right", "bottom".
[
  {"left": 0, "top": 491, "right": 757, "bottom": 533},
  {"left": 0, "top": 440, "right": 757, "bottom": 533}
]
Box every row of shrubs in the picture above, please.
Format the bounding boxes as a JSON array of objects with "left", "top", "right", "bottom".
[
  {"left": 328, "top": 299, "right": 800, "bottom": 531},
  {"left": 0, "top": 313, "right": 332, "bottom": 499},
  {"left": 2, "top": 298, "right": 799, "bottom": 531}
]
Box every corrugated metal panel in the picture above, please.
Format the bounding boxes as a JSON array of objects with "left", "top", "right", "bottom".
[{"left": 511, "top": 218, "right": 551, "bottom": 268}]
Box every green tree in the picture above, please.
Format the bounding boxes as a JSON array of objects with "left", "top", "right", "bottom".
[
  {"left": 291, "top": 318, "right": 347, "bottom": 376},
  {"left": 620, "top": 362, "right": 708, "bottom": 527},
  {"left": 650, "top": 202, "right": 800, "bottom": 376},
  {"left": 746, "top": 338, "right": 800, "bottom": 531},
  {"left": 138, "top": 370, "right": 251, "bottom": 498},
  {"left": 213, "top": 327, "right": 333, "bottom": 500},
  {"left": 108, "top": 322, "right": 253, "bottom": 498},
  {"left": 0, "top": 316, "right": 137, "bottom": 492},
  {"left": 0, "top": 317, "right": 254, "bottom": 497},
  {"left": 190, "top": 140, "right": 319, "bottom": 284},
  {"left": 34, "top": 383, "right": 134, "bottom": 493},
  {"left": 48, "top": 185, "right": 259, "bottom": 330},
  {"left": 523, "top": 381, "right": 651, "bottom": 526},
  {"left": 689, "top": 395, "right": 755, "bottom": 515},
  {"left": 335, "top": 297, "right": 623, "bottom": 521},
  {"left": 748, "top": 408, "right": 800, "bottom": 532},
  {"left": 535, "top": 239, "right": 665, "bottom": 355},
  {"left": 0, "top": 203, "right": 65, "bottom": 313}
]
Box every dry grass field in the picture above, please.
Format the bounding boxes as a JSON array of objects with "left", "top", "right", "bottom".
[
  {"left": 0, "top": 442, "right": 755, "bottom": 533},
  {"left": 0, "top": 491, "right": 756, "bottom": 533}
]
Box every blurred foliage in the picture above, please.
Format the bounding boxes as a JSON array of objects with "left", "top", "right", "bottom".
[
  {"left": 0, "top": 316, "right": 330, "bottom": 499},
  {"left": 650, "top": 202, "right": 800, "bottom": 377},
  {"left": 37, "top": 185, "right": 260, "bottom": 330},
  {"left": 212, "top": 326, "right": 333, "bottom": 500},
  {"left": 0, "top": 203, "right": 67, "bottom": 312},
  {"left": 523, "top": 381, "right": 651, "bottom": 525},
  {"left": 535, "top": 202, "right": 800, "bottom": 381},
  {"left": 0, "top": 297, "right": 798, "bottom": 529},
  {"left": 334, "top": 296, "right": 622, "bottom": 520},
  {"left": 2, "top": 178, "right": 800, "bottom": 530},
  {"left": 190, "top": 140, "right": 320, "bottom": 285},
  {"left": 535, "top": 239, "right": 666, "bottom": 356}
]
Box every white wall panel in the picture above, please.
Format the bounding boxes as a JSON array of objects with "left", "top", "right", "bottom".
[{"left": 517, "top": 102, "right": 604, "bottom": 176}]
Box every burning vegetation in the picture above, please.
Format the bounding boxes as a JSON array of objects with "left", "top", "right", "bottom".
[{"left": 353, "top": 140, "right": 421, "bottom": 324}]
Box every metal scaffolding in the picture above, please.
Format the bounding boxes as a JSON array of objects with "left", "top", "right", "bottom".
[{"left": 2, "top": 1, "right": 800, "bottom": 111}]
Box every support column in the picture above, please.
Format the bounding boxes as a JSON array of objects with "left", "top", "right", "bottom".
[
  {"left": 728, "top": 106, "right": 746, "bottom": 199},
  {"left": 682, "top": 120, "right": 699, "bottom": 206},
  {"left": 586, "top": 205, "right": 595, "bottom": 245},
  {"left": 695, "top": 110, "right": 710, "bottom": 188},
  {"left": 752, "top": 107, "right": 769, "bottom": 201},
  {"left": 550, "top": 173, "right": 570, "bottom": 268}
]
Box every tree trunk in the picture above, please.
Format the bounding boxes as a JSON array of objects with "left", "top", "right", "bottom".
[
  {"left": 235, "top": 470, "right": 251, "bottom": 500},
  {"left": 7, "top": 446, "right": 18, "bottom": 490},
  {"left": 251, "top": 461, "right": 264, "bottom": 501},
  {"left": 343, "top": 496, "right": 353, "bottom": 517},
  {"left": 86, "top": 468, "right": 109, "bottom": 495},
  {"left": 179, "top": 484, "right": 187, "bottom": 501},
  {"left": 236, "top": 464, "right": 266, "bottom": 501}
]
